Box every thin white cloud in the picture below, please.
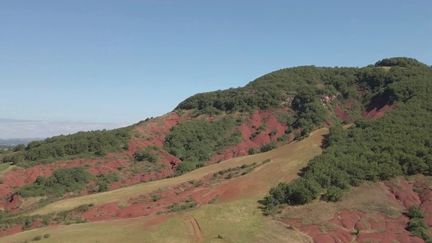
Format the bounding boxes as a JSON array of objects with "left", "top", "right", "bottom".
[{"left": 0, "top": 118, "right": 128, "bottom": 139}]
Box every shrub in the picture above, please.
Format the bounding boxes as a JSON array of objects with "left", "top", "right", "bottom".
[
  {"left": 175, "top": 161, "right": 203, "bottom": 175},
  {"left": 408, "top": 206, "right": 424, "bottom": 219},
  {"left": 32, "top": 235, "right": 42, "bottom": 241},
  {"left": 248, "top": 148, "right": 256, "bottom": 155},
  {"left": 284, "top": 179, "right": 321, "bottom": 205},
  {"left": 1, "top": 152, "right": 25, "bottom": 164},
  {"left": 260, "top": 142, "right": 276, "bottom": 152},
  {"left": 95, "top": 173, "right": 119, "bottom": 192},
  {"left": 321, "top": 186, "right": 343, "bottom": 202},
  {"left": 134, "top": 148, "right": 159, "bottom": 163},
  {"left": 167, "top": 198, "right": 197, "bottom": 212},
  {"left": 406, "top": 205, "right": 432, "bottom": 241},
  {"left": 13, "top": 144, "right": 25, "bottom": 152},
  {"left": 17, "top": 167, "right": 91, "bottom": 197},
  {"left": 407, "top": 218, "right": 430, "bottom": 240},
  {"left": 151, "top": 194, "right": 161, "bottom": 202},
  {"left": 165, "top": 119, "right": 241, "bottom": 162},
  {"left": 277, "top": 134, "right": 289, "bottom": 142}
]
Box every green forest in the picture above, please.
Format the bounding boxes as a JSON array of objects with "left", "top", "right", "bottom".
[
  {"left": 1, "top": 128, "right": 130, "bottom": 166},
  {"left": 261, "top": 58, "right": 432, "bottom": 210}
]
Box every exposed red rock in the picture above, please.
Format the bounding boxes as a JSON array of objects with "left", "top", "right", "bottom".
[
  {"left": 384, "top": 179, "right": 421, "bottom": 208},
  {"left": 334, "top": 105, "right": 350, "bottom": 122},
  {"left": 281, "top": 178, "right": 429, "bottom": 243},
  {"left": 210, "top": 110, "right": 288, "bottom": 162},
  {"left": 362, "top": 104, "right": 395, "bottom": 119}
]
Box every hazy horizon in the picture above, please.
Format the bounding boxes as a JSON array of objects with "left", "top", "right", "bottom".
[{"left": 0, "top": 118, "right": 127, "bottom": 139}]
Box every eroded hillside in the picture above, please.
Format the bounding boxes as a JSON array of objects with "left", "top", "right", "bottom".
[{"left": 0, "top": 57, "right": 431, "bottom": 242}]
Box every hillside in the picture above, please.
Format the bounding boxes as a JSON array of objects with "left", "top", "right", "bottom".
[
  {"left": 0, "top": 57, "right": 431, "bottom": 242},
  {"left": 0, "top": 128, "right": 327, "bottom": 242}
]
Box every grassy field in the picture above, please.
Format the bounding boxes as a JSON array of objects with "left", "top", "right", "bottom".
[
  {"left": 2, "top": 198, "right": 312, "bottom": 243},
  {"left": 2, "top": 128, "right": 327, "bottom": 243}
]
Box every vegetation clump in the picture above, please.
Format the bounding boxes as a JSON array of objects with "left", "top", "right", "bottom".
[
  {"left": 2, "top": 128, "right": 130, "bottom": 166},
  {"left": 32, "top": 235, "right": 42, "bottom": 241},
  {"left": 94, "top": 173, "right": 119, "bottom": 192},
  {"left": 375, "top": 57, "right": 428, "bottom": 68},
  {"left": 165, "top": 118, "right": 241, "bottom": 174},
  {"left": 0, "top": 203, "right": 93, "bottom": 232},
  {"left": 151, "top": 194, "right": 161, "bottom": 202},
  {"left": 213, "top": 160, "right": 270, "bottom": 180},
  {"left": 17, "top": 167, "right": 92, "bottom": 197},
  {"left": 175, "top": 161, "right": 203, "bottom": 175},
  {"left": 260, "top": 142, "right": 277, "bottom": 153},
  {"left": 134, "top": 146, "right": 159, "bottom": 163},
  {"left": 406, "top": 206, "right": 432, "bottom": 242},
  {"left": 167, "top": 198, "right": 197, "bottom": 212},
  {"left": 248, "top": 148, "right": 256, "bottom": 155}
]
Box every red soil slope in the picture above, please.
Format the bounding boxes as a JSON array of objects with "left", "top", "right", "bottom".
[
  {"left": 0, "top": 113, "right": 182, "bottom": 210},
  {"left": 362, "top": 95, "right": 395, "bottom": 119},
  {"left": 282, "top": 177, "right": 431, "bottom": 243},
  {"left": 210, "top": 110, "right": 288, "bottom": 162}
]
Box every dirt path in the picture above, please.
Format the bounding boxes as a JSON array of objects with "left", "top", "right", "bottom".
[{"left": 187, "top": 216, "right": 203, "bottom": 243}]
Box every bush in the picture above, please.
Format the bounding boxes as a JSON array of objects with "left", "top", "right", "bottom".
[
  {"left": 17, "top": 167, "right": 92, "bottom": 197},
  {"left": 408, "top": 206, "right": 424, "bottom": 219},
  {"left": 32, "top": 235, "right": 42, "bottom": 241},
  {"left": 1, "top": 152, "right": 25, "bottom": 164},
  {"left": 277, "top": 134, "right": 289, "bottom": 142},
  {"left": 284, "top": 179, "right": 321, "bottom": 205},
  {"left": 165, "top": 119, "right": 241, "bottom": 162},
  {"left": 260, "top": 142, "right": 276, "bottom": 153},
  {"left": 175, "top": 161, "right": 203, "bottom": 175},
  {"left": 134, "top": 148, "right": 159, "bottom": 163},
  {"left": 94, "top": 173, "right": 119, "bottom": 192},
  {"left": 321, "top": 186, "right": 343, "bottom": 202},
  {"left": 248, "top": 148, "right": 256, "bottom": 155},
  {"left": 151, "top": 194, "right": 161, "bottom": 202},
  {"left": 407, "top": 218, "right": 431, "bottom": 240},
  {"left": 13, "top": 144, "right": 25, "bottom": 152},
  {"left": 167, "top": 198, "right": 197, "bottom": 212},
  {"left": 406, "top": 205, "right": 432, "bottom": 241}
]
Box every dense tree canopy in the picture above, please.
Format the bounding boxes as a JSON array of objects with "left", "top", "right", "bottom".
[
  {"left": 165, "top": 118, "right": 241, "bottom": 173},
  {"left": 1, "top": 128, "right": 130, "bottom": 166},
  {"left": 17, "top": 167, "right": 92, "bottom": 197},
  {"left": 261, "top": 59, "right": 432, "bottom": 210}
]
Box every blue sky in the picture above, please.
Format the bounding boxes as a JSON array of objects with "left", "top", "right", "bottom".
[{"left": 0, "top": 0, "right": 431, "bottom": 138}]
